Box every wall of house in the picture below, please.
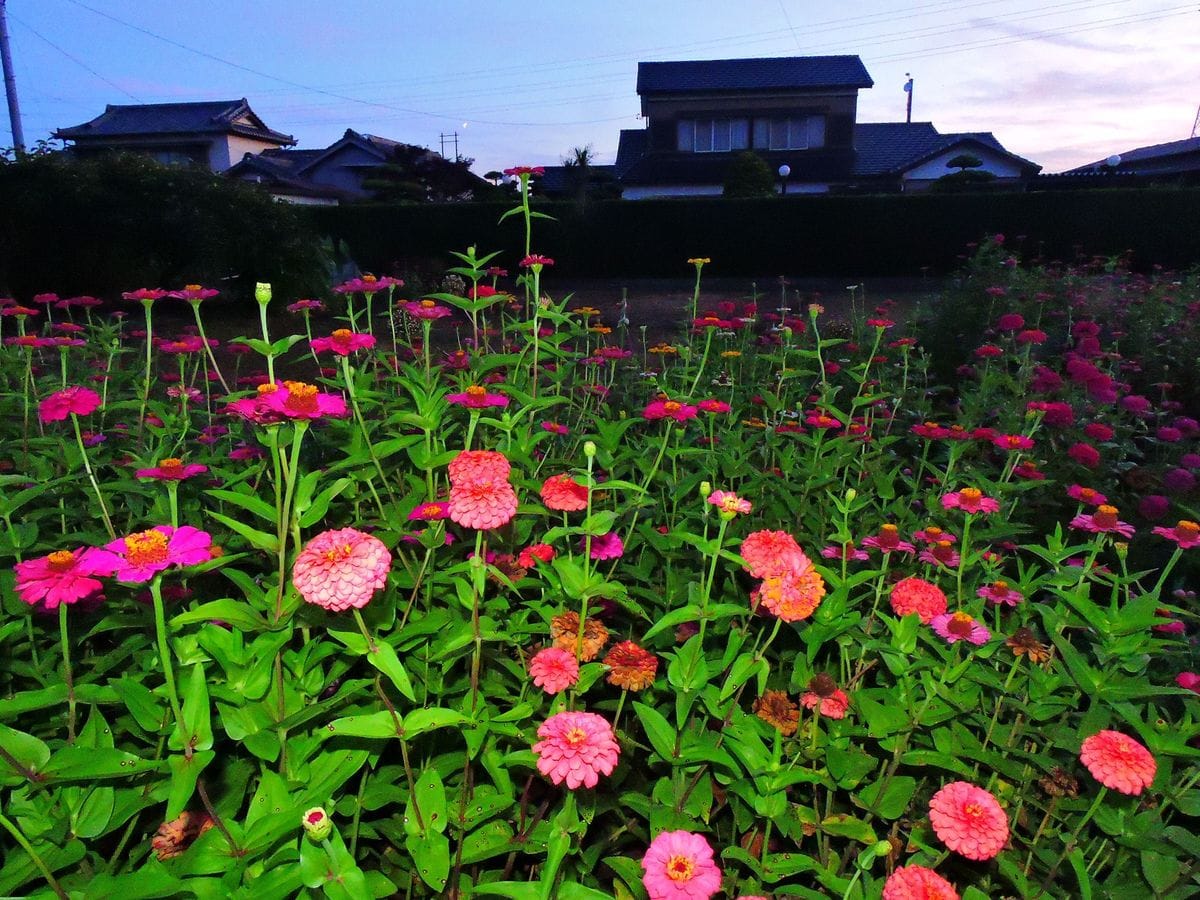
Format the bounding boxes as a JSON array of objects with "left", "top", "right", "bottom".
[
  {"left": 304, "top": 146, "right": 383, "bottom": 195},
  {"left": 622, "top": 182, "right": 831, "bottom": 199},
  {"left": 209, "top": 135, "right": 287, "bottom": 172},
  {"left": 640, "top": 90, "right": 859, "bottom": 152},
  {"left": 900, "top": 146, "right": 1025, "bottom": 187}
]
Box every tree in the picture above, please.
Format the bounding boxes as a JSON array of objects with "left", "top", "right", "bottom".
[
  {"left": 723, "top": 151, "right": 776, "bottom": 198},
  {"left": 946, "top": 153, "right": 983, "bottom": 173}
]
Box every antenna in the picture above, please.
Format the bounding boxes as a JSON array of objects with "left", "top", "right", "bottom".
[
  {"left": 439, "top": 131, "right": 460, "bottom": 161},
  {"left": 1192, "top": 103, "right": 1200, "bottom": 139}
]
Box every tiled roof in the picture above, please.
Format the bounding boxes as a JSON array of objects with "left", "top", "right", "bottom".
[
  {"left": 637, "top": 56, "right": 873, "bottom": 94},
  {"left": 1068, "top": 136, "right": 1200, "bottom": 172},
  {"left": 54, "top": 99, "right": 294, "bottom": 145},
  {"left": 614, "top": 129, "right": 648, "bottom": 177},
  {"left": 853, "top": 123, "right": 1038, "bottom": 176},
  {"left": 533, "top": 164, "right": 616, "bottom": 195},
  {"left": 225, "top": 154, "right": 352, "bottom": 199}
]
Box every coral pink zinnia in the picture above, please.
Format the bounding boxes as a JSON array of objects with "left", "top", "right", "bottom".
[
  {"left": 890, "top": 576, "right": 948, "bottom": 624},
  {"left": 641, "top": 830, "right": 722, "bottom": 900},
  {"left": 13, "top": 548, "right": 107, "bottom": 610},
  {"left": 448, "top": 449, "right": 510, "bottom": 484},
  {"left": 528, "top": 647, "right": 579, "bottom": 694},
  {"left": 707, "top": 490, "right": 752, "bottom": 518},
  {"left": 928, "top": 781, "right": 1008, "bottom": 861},
  {"left": 754, "top": 568, "right": 826, "bottom": 622},
  {"left": 941, "top": 487, "right": 1000, "bottom": 515},
  {"left": 540, "top": 473, "right": 589, "bottom": 511},
  {"left": 532, "top": 711, "right": 619, "bottom": 789},
  {"left": 882, "top": 865, "right": 960, "bottom": 900},
  {"left": 292, "top": 527, "right": 391, "bottom": 612},
  {"left": 740, "top": 529, "right": 807, "bottom": 579},
  {"left": 89, "top": 526, "right": 214, "bottom": 584},
  {"left": 449, "top": 478, "right": 518, "bottom": 530},
  {"left": 1079, "top": 730, "right": 1157, "bottom": 795},
  {"left": 38, "top": 385, "right": 102, "bottom": 423}
]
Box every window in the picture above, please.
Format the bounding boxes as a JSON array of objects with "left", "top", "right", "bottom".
[
  {"left": 677, "top": 118, "right": 749, "bottom": 153},
  {"left": 753, "top": 116, "right": 825, "bottom": 150}
]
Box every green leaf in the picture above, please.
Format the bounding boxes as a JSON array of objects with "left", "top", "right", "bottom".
[
  {"left": 325, "top": 711, "right": 400, "bottom": 740},
  {"left": 856, "top": 775, "right": 916, "bottom": 820},
  {"left": 0, "top": 723, "right": 51, "bottom": 780},
  {"left": 414, "top": 767, "right": 448, "bottom": 835},
  {"left": 820, "top": 814, "right": 877, "bottom": 844},
  {"left": 208, "top": 510, "right": 280, "bottom": 553},
  {"left": 171, "top": 599, "right": 271, "bottom": 633},
  {"left": 403, "top": 708, "right": 470, "bottom": 740},
  {"left": 633, "top": 701, "right": 677, "bottom": 763},
  {"left": 405, "top": 831, "right": 450, "bottom": 892},
  {"left": 459, "top": 820, "right": 514, "bottom": 865},
  {"left": 1140, "top": 849, "right": 1181, "bottom": 894},
  {"left": 559, "top": 885, "right": 617, "bottom": 900},
  {"left": 642, "top": 604, "right": 701, "bottom": 642},
  {"left": 166, "top": 749, "right": 215, "bottom": 819},
  {"left": 365, "top": 641, "right": 417, "bottom": 702},
  {"left": 205, "top": 487, "right": 276, "bottom": 524},
  {"left": 297, "top": 477, "right": 353, "bottom": 528},
  {"left": 1066, "top": 847, "right": 1093, "bottom": 900},
  {"left": 42, "top": 747, "right": 161, "bottom": 781},
  {"left": 175, "top": 662, "right": 213, "bottom": 752}
]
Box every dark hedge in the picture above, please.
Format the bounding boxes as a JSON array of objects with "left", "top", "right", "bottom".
[{"left": 310, "top": 188, "right": 1200, "bottom": 279}]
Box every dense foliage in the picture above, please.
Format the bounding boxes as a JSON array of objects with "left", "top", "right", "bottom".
[{"left": 0, "top": 181, "right": 1198, "bottom": 899}]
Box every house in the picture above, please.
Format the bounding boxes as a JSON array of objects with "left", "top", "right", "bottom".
[
  {"left": 53, "top": 99, "right": 295, "bottom": 171},
  {"left": 1056, "top": 136, "right": 1200, "bottom": 185},
  {"left": 615, "top": 55, "right": 1039, "bottom": 197},
  {"left": 227, "top": 128, "right": 492, "bottom": 203}
]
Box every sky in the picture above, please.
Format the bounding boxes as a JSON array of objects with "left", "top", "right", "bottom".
[{"left": 6, "top": 0, "right": 1199, "bottom": 176}]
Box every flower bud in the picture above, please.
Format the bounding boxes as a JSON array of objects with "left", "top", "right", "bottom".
[
  {"left": 846, "top": 488, "right": 857, "bottom": 502},
  {"left": 583, "top": 440, "right": 597, "bottom": 459},
  {"left": 699, "top": 481, "right": 712, "bottom": 498},
  {"left": 302, "top": 807, "right": 332, "bottom": 841},
  {"left": 255, "top": 282, "right": 272, "bottom": 305}
]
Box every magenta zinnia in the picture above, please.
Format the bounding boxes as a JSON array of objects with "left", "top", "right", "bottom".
[
  {"left": 641, "top": 830, "right": 722, "bottom": 900},
  {"left": 38, "top": 385, "right": 102, "bottom": 423},
  {"left": 532, "top": 711, "right": 619, "bottom": 789},
  {"left": 13, "top": 548, "right": 107, "bottom": 609},
  {"left": 292, "top": 528, "right": 391, "bottom": 612},
  {"left": 931, "top": 611, "right": 991, "bottom": 645},
  {"left": 89, "top": 526, "right": 214, "bottom": 583},
  {"left": 135, "top": 458, "right": 209, "bottom": 481},
  {"left": 310, "top": 329, "right": 377, "bottom": 356},
  {"left": 941, "top": 487, "right": 1000, "bottom": 515}
]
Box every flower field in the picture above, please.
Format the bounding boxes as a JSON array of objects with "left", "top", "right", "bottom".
[{"left": 1, "top": 175, "right": 1198, "bottom": 899}]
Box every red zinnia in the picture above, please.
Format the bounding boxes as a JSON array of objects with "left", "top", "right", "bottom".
[
  {"left": 541, "top": 474, "right": 589, "bottom": 511},
  {"left": 882, "top": 865, "right": 959, "bottom": 900},
  {"left": 1079, "top": 730, "right": 1156, "bottom": 795},
  {"left": 928, "top": 781, "right": 1008, "bottom": 860},
  {"left": 890, "top": 576, "right": 947, "bottom": 623}
]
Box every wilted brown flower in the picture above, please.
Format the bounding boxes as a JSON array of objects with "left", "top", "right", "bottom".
[
  {"left": 603, "top": 640, "right": 658, "bottom": 691},
  {"left": 151, "top": 811, "right": 214, "bottom": 860},
  {"left": 487, "top": 553, "right": 527, "bottom": 585},
  {"left": 1006, "top": 627, "right": 1052, "bottom": 663},
  {"left": 551, "top": 611, "right": 609, "bottom": 661},
  {"left": 1038, "top": 767, "right": 1080, "bottom": 798},
  {"left": 753, "top": 690, "right": 800, "bottom": 736}
]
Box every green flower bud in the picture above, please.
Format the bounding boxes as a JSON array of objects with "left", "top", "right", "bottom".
[
  {"left": 255, "top": 282, "right": 272, "bottom": 305},
  {"left": 583, "top": 440, "right": 597, "bottom": 459},
  {"left": 846, "top": 488, "right": 857, "bottom": 502},
  {"left": 699, "top": 481, "right": 712, "bottom": 498},
  {"left": 302, "top": 807, "right": 332, "bottom": 841}
]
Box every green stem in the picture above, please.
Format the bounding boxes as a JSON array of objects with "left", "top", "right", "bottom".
[
  {"left": 71, "top": 413, "right": 115, "bottom": 539},
  {"left": 59, "top": 602, "right": 75, "bottom": 743},
  {"left": 189, "top": 302, "right": 230, "bottom": 393},
  {"left": 0, "top": 812, "right": 68, "bottom": 899},
  {"left": 150, "top": 576, "right": 185, "bottom": 740},
  {"left": 258, "top": 296, "right": 275, "bottom": 385},
  {"left": 138, "top": 299, "right": 155, "bottom": 432}
]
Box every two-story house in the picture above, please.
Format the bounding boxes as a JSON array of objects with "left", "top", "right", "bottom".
[
  {"left": 53, "top": 98, "right": 295, "bottom": 171},
  {"left": 615, "top": 55, "right": 1039, "bottom": 197}
]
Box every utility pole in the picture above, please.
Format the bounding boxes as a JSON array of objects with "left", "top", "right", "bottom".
[
  {"left": 439, "top": 131, "right": 460, "bottom": 161},
  {"left": 904, "top": 74, "right": 914, "bottom": 124},
  {"left": 0, "top": 0, "right": 25, "bottom": 155}
]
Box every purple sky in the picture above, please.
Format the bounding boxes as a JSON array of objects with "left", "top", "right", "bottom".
[{"left": 9, "top": 0, "right": 1199, "bottom": 175}]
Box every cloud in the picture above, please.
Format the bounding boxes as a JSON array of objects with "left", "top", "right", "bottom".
[{"left": 968, "top": 17, "right": 1115, "bottom": 52}]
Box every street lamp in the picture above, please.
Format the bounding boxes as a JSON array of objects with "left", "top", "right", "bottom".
[{"left": 778, "top": 164, "right": 791, "bottom": 196}]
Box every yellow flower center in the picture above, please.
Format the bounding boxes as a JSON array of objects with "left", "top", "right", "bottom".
[
  {"left": 964, "top": 802, "right": 983, "bottom": 818},
  {"left": 323, "top": 543, "right": 354, "bottom": 564},
  {"left": 125, "top": 530, "right": 170, "bottom": 568},
  {"left": 564, "top": 727, "right": 587, "bottom": 747},
  {"left": 48, "top": 550, "right": 76, "bottom": 572},
  {"left": 466, "top": 385, "right": 487, "bottom": 399},
  {"left": 159, "top": 458, "right": 183, "bottom": 471},
  {"left": 665, "top": 855, "right": 695, "bottom": 881},
  {"left": 960, "top": 488, "right": 982, "bottom": 503}
]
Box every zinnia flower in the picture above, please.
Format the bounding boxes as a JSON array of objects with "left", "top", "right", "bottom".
[
  {"left": 550, "top": 611, "right": 609, "bottom": 661},
  {"left": 707, "top": 490, "right": 751, "bottom": 518},
  {"left": 753, "top": 690, "right": 800, "bottom": 735},
  {"left": 941, "top": 488, "right": 1000, "bottom": 515},
  {"left": 449, "top": 476, "right": 518, "bottom": 530},
  {"left": 1079, "top": 730, "right": 1157, "bottom": 795},
  {"left": 38, "top": 386, "right": 102, "bottom": 423},
  {"left": 587, "top": 531, "right": 624, "bottom": 560},
  {"left": 517, "top": 542, "right": 555, "bottom": 568},
  {"left": 1006, "top": 627, "right": 1052, "bottom": 663},
  {"left": 641, "top": 830, "right": 722, "bottom": 900},
  {"left": 259, "top": 381, "right": 349, "bottom": 421},
  {"left": 1152, "top": 520, "right": 1200, "bottom": 549},
  {"left": 1067, "top": 484, "right": 1107, "bottom": 506},
  {"left": 882, "top": 865, "right": 960, "bottom": 900},
  {"left": 541, "top": 474, "right": 589, "bottom": 511},
  {"left": 977, "top": 579, "right": 1023, "bottom": 606},
  {"left": 13, "top": 548, "right": 107, "bottom": 609},
  {"left": 800, "top": 673, "right": 849, "bottom": 719},
  {"left": 890, "top": 577, "right": 947, "bottom": 624},
  {"left": 136, "top": 458, "right": 209, "bottom": 481},
  {"left": 528, "top": 647, "right": 579, "bottom": 694},
  {"left": 403, "top": 299, "right": 452, "bottom": 319},
  {"left": 310, "top": 329, "right": 376, "bottom": 356},
  {"left": 931, "top": 611, "right": 991, "bottom": 645},
  {"left": 447, "top": 385, "right": 509, "bottom": 408},
  {"left": 740, "top": 530, "right": 806, "bottom": 579},
  {"left": 292, "top": 527, "right": 391, "bottom": 611},
  {"left": 928, "top": 781, "right": 1008, "bottom": 860},
  {"left": 1070, "top": 505, "right": 1134, "bottom": 538},
  {"left": 89, "top": 526, "right": 214, "bottom": 583},
  {"left": 643, "top": 398, "right": 698, "bottom": 422},
  {"left": 604, "top": 641, "right": 658, "bottom": 691},
  {"left": 532, "top": 711, "right": 619, "bottom": 789},
  {"left": 861, "top": 524, "right": 916, "bottom": 554},
  {"left": 408, "top": 501, "right": 449, "bottom": 522},
  {"left": 151, "top": 811, "right": 214, "bottom": 861},
  {"left": 753, "top": 568, "right": 826, "bottom": 621},
  {"left": 448, "top": 449, "right": 510, "bottom": 484}
]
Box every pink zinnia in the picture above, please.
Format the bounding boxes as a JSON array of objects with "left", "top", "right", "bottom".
[
  {"left": 89, "top": 525, "right": 214, "bottom": 583},
  {"left": 928, "top": 781, "right": 1008, "bottom": 860},
  {"left": 292, "top": 527, "right": 391, "bottom": 612},
  {"left": 448, "top": 453, "right": 518, "bottom": 531},
  {"left": 13, "top": 548, "right": 107, "bottom": 610},
  {"left": 38, "top": 386, "right": 102, "bottom": 423},
  {"left": 861, "top": 524, "right": 916, "bottom": 554},
  {"left": 121, "top": 288, "right": 169, "bottom": 302},
  {"left": 1067, "top": 484, "right": 1107, "bottom": 506},
  {"left": 258, "top": 381, "right": 348, "bottom": 421},
  {"left": 707, "top": 490, "right": 752, "bottom": 518},
  {"left": 1068, "top": 442, "right": 1101, "bottom": 468},
  {"left": 408, "top": 501, "right": 449, "bottom": 522},
  {"left": 882, "top": 865, "right": 960, "bottom": 900},
  {"left": 541, "top": 474, "right": 589, "bottom": 512},
  {"left": 941, "top": 488, "right": 1000, "bottom": 514},
  {"left": 310, "top": 329, "right": 377, "bottom": 356},
  {"left": 447, "top": 385, "right": 509, "bottom": 408},
  {"left": 1079, "top": 730, "right": 1157, "bottom": 795},
  {"left": 977, "top": 580, "right": 1023, "bottom": 606},
  {"left": 643, "top": 399, "right": 698, "bottom": 422},
  {"left": 740, "top": 529, "right": 806, "bottom": 579},
  {"left": 404, "top": 299, "right": 452, "bottom": 319},
  {"left": 753, "top": 568, "right": 826, "bottom": 621},
  {"left": 587, "top": 532, "right": 624, "bottom": 561},
  {"left": 532, "top": 711, "right": 619, "bottom": 789},
  {"left": 641, "top": 830, "right": 722, "bottom": 900},
  {"left": 800, "top": 675, "right": 849, "bottom": 719},
  {"left": 528, "top": 647, "right": 579, "bottom": 694},
  {"left": 931, "top": 611, "right": 991, "bottom": 645},
  {"left": 697, "top": 398, "right": 731, "bottom": 414},
  {"left": 136, "top": 458, "right": 209, "bottom": 481},
  {"left": 820, "top": 541, "right": 869, "bottom": 562},
  {"left": 1152, "top": 520, "right": 1200, "bottom": 548},
  {"left": 1070, "top": 505, "right": 1134, "bottom": 538},
  {"left": 517, "top": 542, "right": 555, "bottom": 569},
  {"left": 890, "top": 577, "right": 947, "bottom": 624}
]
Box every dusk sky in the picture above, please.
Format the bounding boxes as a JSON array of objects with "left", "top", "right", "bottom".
[{"left": 9, "top": 0, "right": 1199, "bottom": 175}]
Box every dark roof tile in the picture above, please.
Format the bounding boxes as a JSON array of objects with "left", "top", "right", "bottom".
[
  {"left": 54, "top": 99, "right": 293, "bottom": 145},
  {"left": 637, "top": 56, "right": 873, "bottom": 94}
]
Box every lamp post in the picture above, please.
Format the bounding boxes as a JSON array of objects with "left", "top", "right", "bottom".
[{"left": 778, "top": 164, "right": 791, "bottom": 196}]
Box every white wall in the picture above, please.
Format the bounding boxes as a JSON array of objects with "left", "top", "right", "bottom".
[{"left": 901, "top": 145, "right": 1025, "bottom": 182}]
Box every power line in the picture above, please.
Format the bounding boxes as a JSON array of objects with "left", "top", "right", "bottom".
[{"left": 8, "top": 10, "right": 140, "bottom": 102}]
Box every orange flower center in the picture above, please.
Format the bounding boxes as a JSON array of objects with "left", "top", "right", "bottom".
[
  {"left": 420, "top": 299, "right": 436, "bottom": 308},
  {"left": 932, "top": 541, "right": 954, "bottom": 561},
  {"left": 421, "top": 504, "right": 441, "bottom": 517},
  {"left": 1079, "top": 488, "right": 1098, "bottom": 502},
  {"left": 1177, "top": 520, "right": 1199, "bottom": 539},
  {"left": 925, "top": 527, "right": 943, "bottom": 538},
  {"left": 125, "top": 530, "right": 170, "bottom": 568},
  {"left": 323, "top": 543, "right": 354, "bottom": 564},
  {"left": 332, "top": 328, "right": 352, "bottom": 340},
  {"left": 964, "top": 802, "right": 984, "bottom": 818},
  {"left": 1094, "top": 505, "right": 1119, "bottom": 529},
  {"left": 948, "top": 612, "right": 975, "bottom": 637},
  {"left": 564, "top": 727, "right": 587, "bottom": 747},
  {"left": 663, "top": 401, "right": 681, "bottom": 413},
  {"left": 284, "top": 381, "right": 319, "bottom": 413},
  {"left": 665, "top": 855, "right": 695, "bottom": 882},
  {"left": 466, "top": 385, "right": 487, "bottom": 398},
  {"left": 47, "top": 550, "right": 76, "bottom": 572},
  {"left": 960, "top": 488, "right": 982, "bottom": 503},
  {"left": 257, "top": 382, "right": 280, "bottom": 396},
  {"left": 993, "top": 579, "right": 1009, "bottom": 590},
  {"left": 185, "top": 284, "right": 201, "bottom": 292},
  {"left": 363, "top": 275, "right": 377, "bottom": 284},
  {"left": 159, "top": 458, "right": 183, "bottom": 471}
]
